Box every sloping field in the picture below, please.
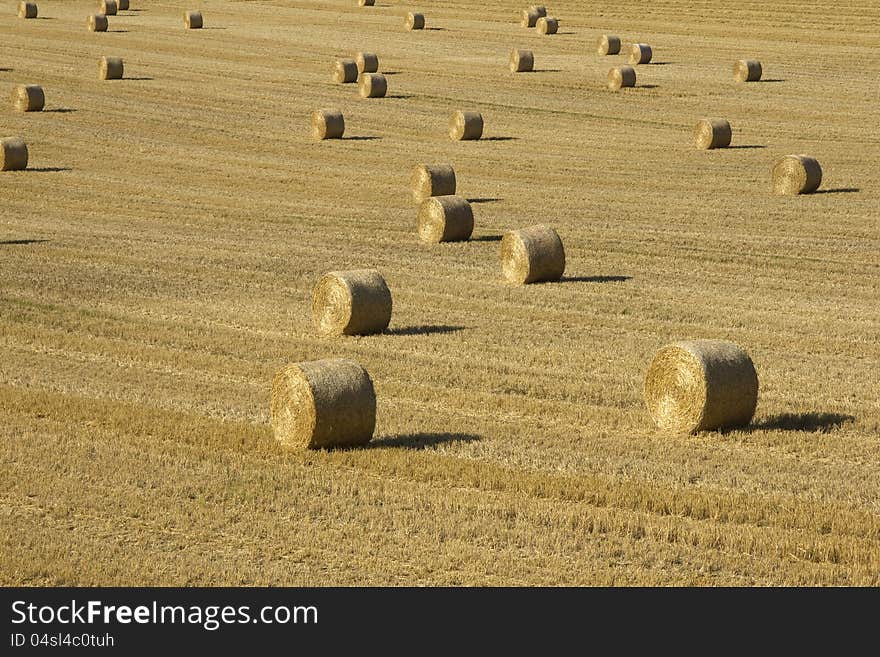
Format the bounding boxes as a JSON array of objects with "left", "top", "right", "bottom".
[{"left": 1, "top": 0, "right": 879, "bottom": 585}]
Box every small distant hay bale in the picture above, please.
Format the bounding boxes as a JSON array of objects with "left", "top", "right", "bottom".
[
  {"left": 358, "top": 0, "right": 375, "bottom": 6},
  {"left": 629, "top": 43, "right": 653, "bottom": 64},
  {"left": 356, "top": 52, "right": 379, "bottom": 74},
  {"left": 607, "top": 65, "right": 636, "bottom": 90},
  {"left": 509, "top": 48, "right": 534, "bottom": 72},
  {"left": 333, "top": 58, "right": 358, "bottom": 83},
  {"left": 118, "top": 0, "right": 129, "bottom": 10},
  {"left": 734, "top": 59, "right": 762, "bottom": 82},
  {"left": 101, "top": 0, "right": 117, "bottom": 16},
  {"left": 501, "top": 225, "right": 565, "bottom": 284},
  {"left": 271, "top": 359, "right": 376, "bottom": 449},
  {"left": 184, "top": 10, "right": 202, "bottom": 29},
  {"left": 1, "top": 137, "right": 28, "bottom": 171},
  {"left": 88, "top": 13, "right": 108, "bottom": 31},
  {"left": 521, "top": 9, "right": 540, "bottom": 27},
  {"left": 359, "top": 72, "right": 387, "bottom": 98},
  {"left": 405, "top": 12, "right": 425, "bottom": 30},
  {"left": 312, "top": 269, "right": 392, "bottom": 336},
  {"left": 18, "top": 2, "right": 37, "bottom": 18},
  {"left": 597, "top": 35, "right": 621, "bottom": 55},
  {"left": 11, "top": 85, "right": 44, "bottom": 112},
  {"left": 693, "top": 118, "right": 732, "bottom": 150},
  {"left": 644, "top": 340, "right": 758, "bottom": 434},
  {"left": 311, "top": 109, "right": 345, "bottom": 140},
  {"left": 418, "top": 195, "right": 474, "bottom": 243},
  {"left": 772, "top": 155, "right": 822, "bottom": 196},
  {"left": 100, "top": 56, "right": 124, "bottom": 80},
  {"left": 449, "top": 110, "right": 483, "bottom": 141},
  {"left": 411, "top": 164, "right": 456, "bottom": 203},
  {"left": 530, "top": 5, "right": 547, "bottom": 16},
  {"left": 536, "top": 17, "right": 558, "bottom": 34}
]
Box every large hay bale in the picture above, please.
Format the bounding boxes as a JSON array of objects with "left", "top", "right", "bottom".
[
  {"left": 88, "top": 13, "right": 108, "bottom": 31},
  {"left": 501, "top": 225, "right": 565, "bottom": 284},
  {"left": 311, "top": 109, "right": 345, "bottom": 140},
  {"left": 271, "top": 359, "right": 376, "bottom": 449},
  {"left": 358, "top": 0, "right": 375, "bottom": 6},
  {"left": 405, "top": 12, "right": 425, "bottom": 30},
  {"left": 597, "top": 35, "right": 621, "bottom": 55},
  {"left": 521, "top": 9, "right": 540, "bottom": 27},
  {"left": 101, "top": 0, "right": 117, "bottom": 16},
  {"left": 607, "top": 65, "right": 636, "bottom": 90},
  {"left": 693, "top": 118, "right": 732, "bottom": 150},
  {"left": 536, "top": 17, "right": 558, "bottom": 34},
  {"left": 411, "top": 164, "right": 456, "bottom": 203},
  {"left": 734, "top": 59, "right": 762, "bottom": 82},
  {"left": 356, "top": 52, "right": 379, "bottom": 74},
  {"left": 417, "top": 195, "right": 474, "bottom": 243},
  {"left": 644, "top": 340, "right": 758, "bottom": 434},
  {"left": 333, "top": 58, "right": 358, "bottom": 83},
  {"left": 117, "top": 0, "right": 129, "bottom": 10},
  {"left": 18, "top": 2, "right": 37, "bottom": 18},
  {"left": 1, "top": 137, "right": 28, "bottom": 171},
  {"left": 359, "top": 72, "right": 387, "bottom": 98},
  {"left": 100, "top": 56, "right": 124, "bottom": 80},
  {"left": 772, "top": 155, "right": 822, "bottom": 196},
  {"left": 509, "top": 48, "right": 534, "bottom": 72},
  {"left": 184, "top": 10, "right": 202, "bottom": 29},
  {"left": 11, "top": 85, "right": 44, "bottom": 112},
  {"left": 312, "top": 269, "right": 392, "bottom": 336},
  {"left": 449, "top": 110, "right": 483, "bottom": 141},
  {"left": 530, "top": 5, "right": 547, "bottom": 17},
  {"left": 629, "top": 43, "right": 653, "bottom": 65}
]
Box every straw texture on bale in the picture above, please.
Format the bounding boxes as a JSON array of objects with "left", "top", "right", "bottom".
[
  {"left": 536, "top": 17, "right": 558, "bottom": 34},
  {"left": 693, "top": 118, "right": 732, "bottom": 150},
  {"left": 597, "top": 35, "right": 621, "bottom": 55},
  {"left": 356, "top": 52, "right": 379, "bottom": 74},
  {"left": 509, "top": 48, "right": 534, "bottom": 72},
  {"left": 644, "top": 340, "right": 758, "bottom": 434},
  {"left": 449, "top": 110, "right": 483, "bottom": 141},
  {"left": 405, "top": 12, "right": 425, "bottom": 30},
  {"left": 629, "top": 43, "right": 653, "bottom": 64},
  {"left": 312, "top": 270, "right": 392, "bottom": 336},
  {"left": 311, "top": 109, "right": 345, "bottom": 140},
  {"left": 501, "top": 225, "right": 565, "bottom": 284},
  {"left": 333, "top": 58, "right": 358, "bottom": 83},
  {"left": 1, "top": 137, "right": 28, "bottom": 171},
  {"left": 271, "top": 359, "right": 376, "bottom": 449},
  {"left": 411, "top": 164, "right": 456, "bottom": 203},
  {"left": 521, "top": 9, "right": 539, "bottom": 27},
  {"left": 417, "top": 195, "right": 474, "bottom": 243},
  {"left": 184, "top": 10, "right": 202, "bottom": 29},
  {"left": 772, "top": 155, "right": 822, "bottom": 196},
  {"left": 88, "top": 14, "right": 108, "bottom": 31},
  {"left": 117, "top": 0, "right": 128, "bottom": 10},
  {"left": 734, "top": 59, "right": 762, "bottom": 82},
  {"left": 607, "top": 65, "right": 636, "bottom": 90},
  {"left": 100, "top": 56, "right": 124, "bottom": 80},
  {"left": 359, "top": 73, "right": 387, "bottom": 98},
  {"left": 18, "top": 2, "right": 37, "bottom": 18},
  {"left": 358, "top": 0, "right": 375, "bottom": 5},
  {"left": 101, "top": 0, "right": 117, "bottom": 16},
  {"left": 11, "top": 85, "right": 44, "bottom": 112}
]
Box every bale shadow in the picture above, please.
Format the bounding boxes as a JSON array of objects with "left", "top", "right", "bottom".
[
  {"left": 27, "top": 167, "right": 72, "bottom": 172},
  {"left": 126, "top": 76, "right": 154, "bottom": 81},
  {"left": 650, "top": 61, "right": 674, "bottom": 65},
  {"left": 386, "top": 94, "right": 416, "bottom": 99},
  {"left": 531, "top": 69, "right": 563, "bottom": 73},
  {"left": 562, "top": 275, "right": 631, "bottom": 283},
  {"left": 368, "top": 432, "right": 480, "bottom": 450},
  {"left": 384, "top": 325, "right": 465, "bottom": 336},
  {"left": 201, "top": 27, "right": 228, "bottom": 30},
  {"left": 109, "top": 30, "right": 130, "bottom": 33},
  {"left": 0, "top": 68, "right": 12, "bottom": 72},
  {"left": 470, "top": 235, "right": 502, "bottom": 242},
  {"left": 814, "top": 188, "right": 860, "bottom": 194},
  {"left": 483, "top": 136, "right": 518, "bottom": 141},
  {"left": 556, "top": 31, "right": 577, "bottom": 35},
  {"left": 759, "top": 78, "right": 785, "bottom": 82},
  {"left": 382, "top": 71, "right": 401, "bottom": 75},
  {"left": 344, "top": 135, "right": 381, "bottom": 141},
  {"left": 639, "top": 84, "right": 659, "bottom": 89},
  {"left": 751, "top": 412, "right": 855, "bottom": 433},
  {"left": 467, "top": 198, "right": 502, "bottom": 204},
  {"left": 727, "top": 144, "right": 766, "bottom": 149},
  {"left": 0, "top": 239, "right": 50, "bottom": 246},
  {"left": 45, "top": 108, "right": 76, "bottom": 113},
  {"left": 425, "top": 27, "right": 447, "bottom": 31}
]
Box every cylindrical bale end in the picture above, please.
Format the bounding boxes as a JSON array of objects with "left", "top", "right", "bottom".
[
  {"left": 734, "top": 59, "right": 762, "bottom": 82},
  {"left": 597, "top": 35, "right": 621, "bottom": 55},
  {"left": 1, "top": 137, "right": 29, "bottom": 171},
  {"left": 772, "top": 155, "right": 822, "bottom": 196},
  {"left": 501, "top": 225, "right": 565, "bottom": 284},
  {"left": 271, "top": 359, "right": 376, "bottom": 449},
  {"left": 536, "top": 17, "right": 558, "bottom": 34},
  {"left": 11, "top": 85, "right": 44, "bottom": 112},
  {"left": 100, "top": 56, "right": 124, "bottom": 80},
  {"left": 359, "top": 73, "right": 387, "bottom": 98},
  {"left": 509, "top": 48, "right": 534, "bottom": 72},
  {"left": 311, "top": 109, "right": 345, "bottom": 140},
  {"left": 405, "top": 12, "right": 425, "bottom": 30},
  {"left": 358, "top": 0, "right": 375, "bottom": 6},
  {"left": 88, "top": 13, "right": 108, "bottom": 31},
  {"left": 521, "top": 9, "right": 539, "bottom": 27},
  {"left": 411, "top": 164, "right": 456, "bottom": 203},
  {"left": 312, "top": 270, "right": 392, "bottom": 336},
  {"left": 18, "top": 2, "right": 38, "bottom": 18},
  {"left": 333, "top": 58, "right": 358, "bottom": 83},
  {"left": 693, "top": 118, "right": 732, "bottom": 149},
  {"left": 101, "top": 0, "right": 118, "bottom": 16},
  {"left": 184, "top": 10, "right": 203, "bottom": 29},
  {"left": 629, "top": 43, "right": 653, "bottom": 65},
  {"left": 607, "top": 65, "right": 636, "bottom": 90},
  {"left": 417, "top": 195, "right": 474, "bottom": 243},
  {"left": 449, "top": 110, "right": 483, "bottom": 141},
  {"left": 644, "top": 340, "right": 758, "bottom": 434},
  {"left": 356, "top": 52, "right": 379, "bottom": 74},
  {"left": 118, "top": 0, "right": 129, "bottom": 10}
]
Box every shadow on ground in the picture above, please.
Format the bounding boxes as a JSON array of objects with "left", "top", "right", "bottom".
[
  {"left": 368, "top": 432, "right": 480, "bottom": 449},
  {"left": 384, "top": 325, "right": 465, "bottom": 336},
  {"left": 751, "top": 412, "right": 855, "bottom": 432}
]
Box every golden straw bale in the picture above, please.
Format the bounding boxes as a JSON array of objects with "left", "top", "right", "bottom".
[
  {"left": 312, "top": 270, "right": 392, "bottom": 336},
  {"left": 405, "top": 12, "right": 425, "bottom": 30},
  {"left": 1, "top": 137, "right": 28, "bottom": 171},
  {"left": 184, "top": 10, "right": 202, "bottom": 29},
  {"left": 411, "top": 164, "right": 456, "bottom": 203},
  {"left": 18, "top": 2, "right": 37, "bottom": 18},
  {"left": 536, "top": 17, "right": 558, "bottom": 34},
  {"left": 271, "top": 359, "right": 376, "bottom": 449},
  {"left": 449, "top": 110, "right": 483, "bottom": 141},
  {"left": 333, "top": 58, "right": 358, "bottom": 83},
  {"left": 359, "top": 72, "right": 387, "bottom": 98},
  {"left": 597, "top": 35, "right": 621, "bottom": 55},
  {"left": 693, "top": 118, "right": 732, "bottom": 149},
  {"left": 118, "top": 0, "right": 129, "bottom": 10},
  {"left": 417, "top": 196, "right": 474, "bottom": 243},
  {"left": 607, "top": 65, "right": 636, "bottom": 90},
  {"left": 509, "top": 49, "right": 534, "bottom": 72},
  {"left": 101, "top": 0, "right": 117, "bottom": 16},
  {"left": 99, "top": 56, "right": 124, "bottom": 80},
  {"left": 530, "top": 5, "right": 547, "bottom": 16},
  {"left": 629, "top": 43, "right": 652, "bottom": 64},
  {"left": 356, "top": 52, "right": 379, "bottom": 74},
  {"left": 501, "top": 225, "right": 565, "bottom": 284},
  {"left": 88, "top": 14, "right": 108, "bottom": 31},
  {"left": 521, "top": 9, "right": 539, "bottom": 27},
  {"left": 772, "top": 155, "right": 822, "bottom": 196},
  {"left": 644, "top": 340, "right": 758, "bottom": 434},
  {"left": 734, "top": 59, "right": 762, "bottom": 82},
  {"left": 11, "top": 85, "right": 44, "bottom": 112},
  {"left": 358, "top": 0, "right": 375, "bottom": 5},
  {"left": 311, "top": 109, "right": 345, "bottom": 140}
]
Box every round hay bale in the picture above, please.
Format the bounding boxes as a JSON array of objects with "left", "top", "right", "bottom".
[
  {"left": 644, "top": 340, "right": 758, "bottom": 434},
  {"left": 772, "top": 155, "right": 822, "bottom": 196},
  {"left": 607, "top": 65, "right": 636, "bottom": 90},
  {"left": 529, "top": 5, "right": 547, "bottom": 17},
  {"left": 536, "top": 17, "right": 558, "bottom": 34},
  {"left": 734, "top": 59, "right": 762, "bottom": 82},
  {"left": 312, "top": 269, "right": 392, "bottom": 336},
  {"left": 358, "top": 0, "right": 375, "bottom": 6},
  {"left": 271, "top": 359, "right": 376, "bottom": 449},
  {"left": 358, "top": 72, "right": 387, "bottom": 98},
  {"left": 411, "top": 164, "right": 456, "bottom": 203},
  {"left": 629, "top": 43, "right": 653, "bottom": 65},
  {"left": 521, "top": 9, "right": 540, "bottom": 27},
  {"left": 501, "top": 225, "right": 565, "bottom": 284},
  {"left": 184, "top": 10, "right": 203, "bottom": 29},
  {"left": 1, "top": 137, "right": 28, "bottom": 171},
  {"left": 693, "top": 118, "right": 732, "bottom": 150},
  {"left": 509, "top": 48, "right": 534, "bottom": 72},
  {"left": 101, "top": 0, "right": 117, "bottom": 16},
  {"left": 311, "top": 109, "right": 345, "bottom": 140},
  {"left": 11, "top": 85, "right": 44, "bottom": 112},
  {"left": 100, "top": 56, "right": 124, "bottom": 80},
  {"left": 417, "top": 195, "right": 474, "bottom": 243},
  {"left": 405, "top": 12, "right": 425, "bottom": 30},
  {"left": 449, "top": 110, "right": 483, "bottom": 141},
  {"left": 597, "top": 35, "right": 621, "bottom": 55},
  {"left": 18, "top": 2, "right": 37, "bottom": 18},
  {"left": 356, "top": 52, "right": 379, "bottom": 74},
  {"left": 333, "top": 58, "right": 358, "bottom": 83},
  {"left": 88, "top": 13, "right": 108, "bottom": 31},
  {"left": 117, "top": 0, "right": 129, "bottom": 10}
]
